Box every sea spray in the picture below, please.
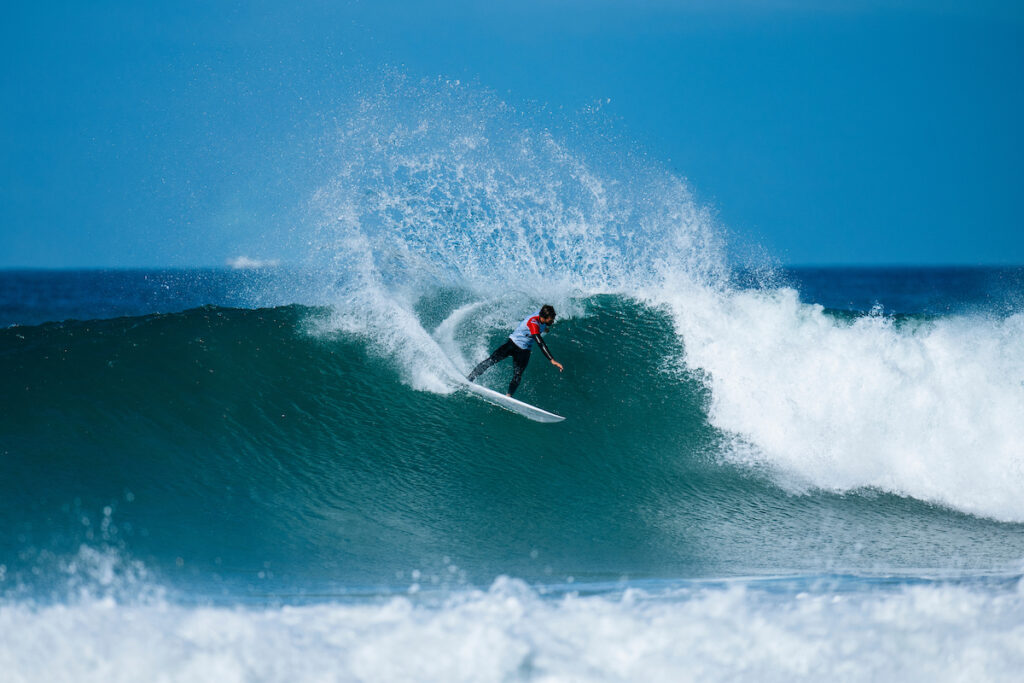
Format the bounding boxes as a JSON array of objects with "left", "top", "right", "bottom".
[{"left": 295, "top": 77, "right": 726, "bottom": 389}]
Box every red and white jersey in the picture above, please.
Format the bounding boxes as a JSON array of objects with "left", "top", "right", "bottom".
[{"left": 509, "top": 310, "right": 549, "bottom": 350}]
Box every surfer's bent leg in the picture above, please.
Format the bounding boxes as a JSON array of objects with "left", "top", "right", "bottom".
[
  {"left": 507, "top": 346, "right": 531, "bottom": 396},
  {"left": 468, "top": 340, "right": 517, "bottom": 382}
]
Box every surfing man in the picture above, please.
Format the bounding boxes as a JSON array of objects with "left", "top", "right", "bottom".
[{"left": 467, "top": 305, "right": 564, "bottom": 396}]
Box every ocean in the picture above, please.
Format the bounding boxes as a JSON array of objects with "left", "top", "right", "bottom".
[
  {"left": 2, "top": 265, "right": 1023, "bottom": 682},
  {"left": 3, "top": 89, "right": 1024, "bottom": 680}
]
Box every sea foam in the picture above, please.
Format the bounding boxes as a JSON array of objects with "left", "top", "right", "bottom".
[{"left": 2, "top": 576, "right": 1023, "bottom": 682}]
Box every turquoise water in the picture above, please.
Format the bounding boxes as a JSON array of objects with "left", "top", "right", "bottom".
[
  {"left": 3, "top": 288, "right": 1024, "bottom": 598},
  {"left": 3, "top": 270, "right": 1024, "bottom": 680}
]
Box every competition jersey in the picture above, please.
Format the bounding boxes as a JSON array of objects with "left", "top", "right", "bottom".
[{"left": 509, "top": 310, "right": 548, "bottom": 349}]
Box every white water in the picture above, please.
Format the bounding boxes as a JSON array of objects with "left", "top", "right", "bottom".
[
  {"left": 664, "top": 285, "right": 1024, "bottom": 522},
  {"left": 3, "top": 576, "right": 1023, "bottom": 682}
]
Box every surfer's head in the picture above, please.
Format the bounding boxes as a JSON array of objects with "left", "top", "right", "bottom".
[{"left": 539, "top": 304, "right": 556, "bottom": 324}]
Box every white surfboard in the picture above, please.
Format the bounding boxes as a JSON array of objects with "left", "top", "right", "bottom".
[{"left": 462, "top": 380, "right": 565, "bottom": 423}]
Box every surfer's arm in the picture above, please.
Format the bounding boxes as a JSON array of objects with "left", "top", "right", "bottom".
[
  {"left": 531, "top": 333, "right": 554, "bottom": 361},
  {"left": 531, "top": 333, "right": 563, "bottom": 371}
]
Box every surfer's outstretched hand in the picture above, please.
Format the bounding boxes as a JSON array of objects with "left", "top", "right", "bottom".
[{"left": 552, "top": 360, "right": 564, "bottom": 372}]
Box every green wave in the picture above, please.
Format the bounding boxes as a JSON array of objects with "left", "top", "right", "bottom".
[{"left": 2, "top": 301, "right": 1021, "bottom": 594}]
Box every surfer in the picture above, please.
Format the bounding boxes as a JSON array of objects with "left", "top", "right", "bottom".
[{"left": 467, "top": 305, "right": 564, "bottom": 396}]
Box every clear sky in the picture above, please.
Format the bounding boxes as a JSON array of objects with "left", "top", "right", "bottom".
[{"left": 2, "top": 1, "right": 1022, "bottom": 267}]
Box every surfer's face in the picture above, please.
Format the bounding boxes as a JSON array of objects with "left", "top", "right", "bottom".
[{"left": 542, "top": 316, "right": 555, "bottom": 326}]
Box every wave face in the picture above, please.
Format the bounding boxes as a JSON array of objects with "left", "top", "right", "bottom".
[{"left": 3, "top": 297, "right": 1024, "bottom": 597}]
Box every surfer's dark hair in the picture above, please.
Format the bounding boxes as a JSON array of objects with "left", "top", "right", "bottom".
[{"left": 540, "top": 304, "right": 556, "bottom": 320}]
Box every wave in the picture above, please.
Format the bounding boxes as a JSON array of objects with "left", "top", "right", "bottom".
[{"left": 3, "top": 300, "right": 1023, "bottom": 595}]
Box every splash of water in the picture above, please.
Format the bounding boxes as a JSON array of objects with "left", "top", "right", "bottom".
[{"left": 295, "top": 75, "right": 727, "bottom": 389}]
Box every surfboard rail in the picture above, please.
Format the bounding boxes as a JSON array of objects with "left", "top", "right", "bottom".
[{"left": 462, "top": 381, "right": 565, "bottom": 423}]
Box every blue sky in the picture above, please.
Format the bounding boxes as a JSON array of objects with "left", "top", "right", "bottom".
[{"left": 2, "top": 0, "right": 1021, "bottom": 267}]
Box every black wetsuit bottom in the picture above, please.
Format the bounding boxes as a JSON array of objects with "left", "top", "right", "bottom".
[{"left": 467, "top": 339, "right": 531, "bottom": 396}]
